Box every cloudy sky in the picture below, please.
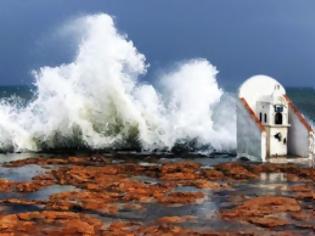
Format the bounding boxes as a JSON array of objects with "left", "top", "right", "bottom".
[{"left": 0, "top": 0, "right": 314, "bottom": 88}]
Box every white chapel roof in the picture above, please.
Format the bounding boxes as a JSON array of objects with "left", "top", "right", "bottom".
[{"left": 239, "top": 75, "right": 286, "bottom": 109}]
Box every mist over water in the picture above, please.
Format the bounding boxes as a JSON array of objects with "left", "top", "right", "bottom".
[{"left": 0, "top": 14, "right": 236, "bottom": 153}]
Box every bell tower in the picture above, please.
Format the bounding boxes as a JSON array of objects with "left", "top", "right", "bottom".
[
  {"left": 238, "top": 75, "right": 314, "bottom": 162},
  {"left": 255, "top": 85, "right": 290, "bottom": 157}
]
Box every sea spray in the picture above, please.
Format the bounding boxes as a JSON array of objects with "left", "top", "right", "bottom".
[{"left": 0, "top": 13, "right": 236, "bottom": 153}]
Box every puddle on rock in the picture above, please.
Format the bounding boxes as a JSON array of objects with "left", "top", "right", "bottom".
[
  {"left": 0, "top": 164, "right": 46, "bottom": 182},
  {"left": 24, "top": 185, "right": 80, "bottom": 201}
]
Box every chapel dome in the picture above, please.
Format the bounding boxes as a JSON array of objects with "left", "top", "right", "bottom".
[{"left": 239, "top": 75, "right": 286, "bottom": 108}]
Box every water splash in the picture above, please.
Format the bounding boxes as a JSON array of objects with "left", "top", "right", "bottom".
[{"left": 0, "top": 14, "right": 236, "bottom": 153}]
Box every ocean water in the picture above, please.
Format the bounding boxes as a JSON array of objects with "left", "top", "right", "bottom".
[
  {"left": 0, "top": 85, "right": 313, "bottom": 153},
  {"left": 1, "top": 86, "right": 314, "bottom": 120},
  {"left": 287, "top": 87, "right": 315, "bottom": 122},
  {"left": 1, "top": 86, "right": 315, "bottom": 118},
  {"left": 0, "top": 85, "right": 33, "bottom": 102}
]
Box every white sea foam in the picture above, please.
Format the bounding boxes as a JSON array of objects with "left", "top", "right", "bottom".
[{"left": 0, "top": 14, "right": 236, "bottom": 152}]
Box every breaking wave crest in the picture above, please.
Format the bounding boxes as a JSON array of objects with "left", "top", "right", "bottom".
[{"left": 0, "top": 14, "right": 236, "bottom": 153}]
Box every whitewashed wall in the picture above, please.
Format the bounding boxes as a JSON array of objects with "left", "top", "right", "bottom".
[
  {"left": 287, "top": 108, "right": 311, "bottom": 158},
  {"left": 237, "top": 99, "right": 266, "bottom": 161}
]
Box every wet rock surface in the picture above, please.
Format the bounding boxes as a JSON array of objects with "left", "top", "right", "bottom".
[{"left": 0, "top": 153, "right": 314, "bottom": 235}]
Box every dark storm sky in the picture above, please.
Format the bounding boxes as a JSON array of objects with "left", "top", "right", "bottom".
[{"left": 0, "top": 0, "right": 314, "bottom": 88}]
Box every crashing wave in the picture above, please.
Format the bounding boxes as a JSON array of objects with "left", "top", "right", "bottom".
[{"left": 0, "top": 14, "right": 236, "bottom": 153}]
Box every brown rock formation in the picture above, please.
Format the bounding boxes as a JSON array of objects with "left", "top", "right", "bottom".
[
  {"left": 222, "top": 196, "right": 302, "bottom": 228},
  {"left": 0, "top": 211, "right": 104, "bottom": 235}
]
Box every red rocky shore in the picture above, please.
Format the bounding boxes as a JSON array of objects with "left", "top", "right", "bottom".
[{"left": 0, "top": 154, "right": 314, "bottom": 235}]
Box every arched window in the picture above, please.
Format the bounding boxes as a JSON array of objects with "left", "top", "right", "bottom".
[
  {"left": 259, "top": 112, "right": 262, "bottom": 122},
  {"left": 264, "top": 113, "right": 267, "bottom": 123},
  {"left": 275, "top": 112, "right": 283, "bottom": 125}
]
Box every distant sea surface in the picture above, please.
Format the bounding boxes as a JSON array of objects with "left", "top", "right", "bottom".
[
  {"left": 286, "top": 87, "right": 315, "bottom": 122},
  {"left": 0, "top": 85, "right": 314, "bottom": 121}
]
